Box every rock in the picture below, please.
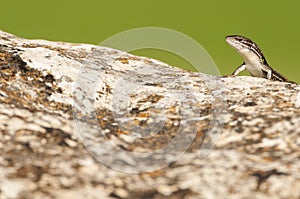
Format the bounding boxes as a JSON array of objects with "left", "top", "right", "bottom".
[{"left": 0, "top": 30, "right": 299, "bottom": 199}]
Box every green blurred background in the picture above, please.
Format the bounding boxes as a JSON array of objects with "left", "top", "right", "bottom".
[{"left": 1, "top": 0, "right": 299, "bottom": 83}]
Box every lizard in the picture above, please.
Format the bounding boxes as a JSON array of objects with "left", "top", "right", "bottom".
[{"left": 225, "top": 35, "right": 297, "bottom": 84}]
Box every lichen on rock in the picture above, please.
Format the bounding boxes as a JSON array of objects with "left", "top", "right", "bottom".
[{"left": 0, "top": 30, "right": 299, "bottom": 199}]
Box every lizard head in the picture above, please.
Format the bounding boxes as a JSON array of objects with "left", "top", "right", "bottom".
[{"left": 226, "top": 35, "right": 268, "bottom": 65}]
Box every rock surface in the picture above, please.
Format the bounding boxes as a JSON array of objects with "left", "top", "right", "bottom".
[{"left": 0, "top": 30, "right": 299, "bottom": 199}]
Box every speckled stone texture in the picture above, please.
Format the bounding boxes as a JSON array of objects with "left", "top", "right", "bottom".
[{"left": 0, "top": 30, "right": 299, "bottom": 199}]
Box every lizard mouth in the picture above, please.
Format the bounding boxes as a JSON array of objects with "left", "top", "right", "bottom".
[{"left": 225, "top": 36, "right": 242, "bottom": 50}]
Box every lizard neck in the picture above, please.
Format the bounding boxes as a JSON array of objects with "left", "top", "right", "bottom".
[{"left": 238, "top": 49, "right": 269, "bottom": 78}]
